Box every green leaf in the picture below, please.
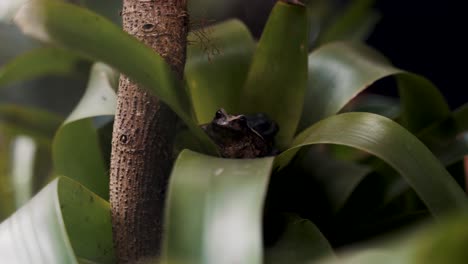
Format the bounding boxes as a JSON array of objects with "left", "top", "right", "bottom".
[
  {"left": 0, "top": 104, "right": 63, "bottom": 143},
  {"left": 317, "top": 213, "right": 468, "bottom": 264},
  {"left": 186, "top": 19, "right": 255, "bottom": 124},
  {"left": 0, "top": 47, "right": 83, "bottom": 88},
  {"left": 0, "top": 134, "right": 41, "bottom": 220},
  {"left": 265, "top": 214, "right": 335, "bottom": 264},
  {"left": 410, "top": 213, "right": 468, "bottom": 264},
  {"left": 241, "top": 2, "right": 309, "bottom": 149},
  {"left": 317, "top": 0, "right": 379, "bottom": 44},
  {"left": 301, "top": 42, "right": 450, "bottom": 133},
  {"left": 11, "top": 0, "right": 216, "bottom": 153},
  {"left": 0, "top": 105, "right": 62, "bottom": 219},
  {"left": 415, "top": 103, "right": 468, "bottom": 166},
  {"left": 0, "top": 176, "right": 115, "bottom": 263},
  {"left": 397, "top": 74, "right": 450, "bottom": 133},
  {"left": 341, "top": 93, "right": 400, "bottom": 119},
  {"left": 277, "top": 112, "right": 468, "bottom": 218},
  {"left": 64, "top": 63, "right": 117, "bottom": 123},
  {"left": 52, "top": 63, "right": 117, "bottom": 200},
  {"left": 297, "top": 147, "right": 372, "bottom": 213},
  {"left": 318, "top": 249, "right": 395, "bottom": 264},
  {"left": 163, "top": 150, "right": 274, "bottom": 264},
  {"left": 53, "top": 119, "right": 109, "bottom": 200}
]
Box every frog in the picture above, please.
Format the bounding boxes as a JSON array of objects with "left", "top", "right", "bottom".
[{"left": 201, "top": 108, "right": 279, "bottom": 159}]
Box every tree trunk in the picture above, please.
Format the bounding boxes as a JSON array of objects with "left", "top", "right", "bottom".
[{"left": 109, "top": 0, "right": 188, "bottom": 263}]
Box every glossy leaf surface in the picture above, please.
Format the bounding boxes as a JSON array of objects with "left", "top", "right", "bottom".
[
  {"left": 0, "top": 47, "right": 83, "bottom": 88},
  {"left": 163, "top": 150, "right": 274, "bottom": 264},
  {"left": 265, "top": 214, "right": 335, "bottom": 264},
  {"left": 186, "top": 19, "right": 255, "bottom": 123},
  {"left": 11, "top": 0, "right": 216, "bottom": 153},
  {"left": 277, "top": 112, "right": 468, "bottom": 218},
  {"left": 317, "top": 0, "right": 379, "bottom": 44},
  {"left": 317, "top": 213, "right": 468, "bottom": 264},
  {"left": 0, "top": 105, "right": 62, "bottom": 219},
  {"left": 241, "top": 2, "right": 308, "bottom": 148},
  {"left": 302, "top": 42, "right": 450, "bottom": 133},
  {"left": 52, "top": 63, "right": 116, "bottom": 200},
  {"left": 0, "top": 176, "right": 114, "bottom": 263}
]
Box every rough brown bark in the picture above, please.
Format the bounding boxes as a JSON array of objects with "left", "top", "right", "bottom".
[{"left": 110, "top": 0, "right": 188, "bottom": 263}]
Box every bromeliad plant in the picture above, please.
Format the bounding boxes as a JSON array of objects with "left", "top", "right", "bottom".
[{"left": 0, "top": 0, "right": 467, "bottom": 263}]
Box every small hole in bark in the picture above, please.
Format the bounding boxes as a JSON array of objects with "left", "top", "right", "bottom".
[
  {"left": 120, "top": 134, "right": 128, "bottom": 144},
  {"left": 142, "top": 23, "right": 154, "bottom": 31}
]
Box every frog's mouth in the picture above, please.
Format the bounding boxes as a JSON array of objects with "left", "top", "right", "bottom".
[{"left": 223, "top": 114, "right": 245, "bottom": 124}]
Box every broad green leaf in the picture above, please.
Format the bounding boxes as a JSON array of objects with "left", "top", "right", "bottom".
[
  {"left": 415, "top": 102, "right": 468, "bottom": 166},
  {"left": 297, "top": 147, "right": 372, "bottom": 213},
  {"left": 0, "top": 47, "right": 84, "bottom": 88},
  {"left": 420, "top": 102, "right": 468, "bottom": 143},
  {"left": 318, "top": 213, "right": 468, "bottom": 264},
  {"left": 186, "top": 19, "right": 255, "bottom": 124},
  {"left": 397, "top": 74, "right": 450, "bottom": 133},
  {"left": 11, "top": 0, "right": 216, "bottom": 154},
  {"left": 52, "top": 63, "right": 117, "bottom": 200},
  {"left": 0, "top": 135, "right": 41, "bottom": 220},
  {"left": 64, "top": 63, "right": 117, "bottom": 123},
  {"left": 80, "top": 0, "right": 122, "bottom": 25},
  {"left": 0, "top": 176, "right": 115, "bottom": 263},
  {"left": 53, "top": 119, "right": 109, "bottom": 200},
  {"left": 241, "top": 2, "right": 308, "bottom": 149},
  {"left": 318, "top": 249, "right": 396, "bottom": 264},
  {"left": 277, "top": 112, "right": 468, "bottom": 218},
  {"left": 317, "top": 0, "right": 379, "bottom": 44},
  {"left": 0, "top": 104, "right": 63, "bottom": 143},
  {"left": 341, "top": 93, "right": 400, "bottom": 119},
  {"left": 301, "top": 42, "right": 450, "bottom": 133},
  {"left": 163, "top": 150, "right": 274, "bottom": 264},
  {"left": 265, "top": 214, "right": 335, "bottom": 264},
  {"left": 0, "top": 105, "right": 61, "bottom": 219},
  {"left": 409, "top": 213, "right": 468, "bottom": 264}
]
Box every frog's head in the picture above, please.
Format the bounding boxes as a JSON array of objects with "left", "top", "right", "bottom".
[{"left": 211, "top": 108, "right": 249, "bottom": 132}]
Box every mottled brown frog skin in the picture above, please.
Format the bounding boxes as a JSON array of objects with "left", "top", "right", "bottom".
[{"left": 201, "top": 109, "right": 277, "bottom": 159}]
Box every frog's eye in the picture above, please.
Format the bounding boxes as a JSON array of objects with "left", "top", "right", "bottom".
[{"left": 215, "top": 110, "right": 224, "bottom": 119}]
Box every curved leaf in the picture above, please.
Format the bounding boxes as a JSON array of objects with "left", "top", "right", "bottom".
[
  {"left": 163, "top": 150, "right": 274, "bottom": 264},
  {"left": 410, "top": 213, "right": 468, "bottom": 264},
  {"left": 0, "top": 105, "right": 62, "bottom": 219},
  {"left": 64, "top": 63, "right": 117, "bottom": 123},
  {"left": 12, "top": 0, "right": 216, "bottom": 153},
  {"left": 0, "top": 176, "right": 114, "bottom": 263},
  {"left": 0, "top": 47, "right": 84, "bottom": 88},
  {"left": 265, "top": 214, "right": 335, "bottom": 264},
  {"left": 415, "top": 103, "right": 468, "bottom": 166},
  {"left": 341, "top": 93, "right": 400, "bottom": 119},
  {"left": 318, "top": 213, "right": 468, "bottom": 264},
  {"left": 241, "top": 2, "right": 309, "bottom": 149},
  {"left": 277, "top": 112, "right": 468, "bottom": 218},
  {"left": 317, "top": 0, "right": 379, "bottom": 44},
  {"left": 297, "top": 147, "right": 372, "bottom": 213},
  {"left": 186, "top": 19, "right": 255, "bottom": 124},
  {"left": 0, "top": 104, "right": 63, "bottom": 143},
  {"left": 52, "top": 63, "right": 116, "bottom": 200},
  {"left": 301, "top": 42, "right": 450, "bottom": 133}
]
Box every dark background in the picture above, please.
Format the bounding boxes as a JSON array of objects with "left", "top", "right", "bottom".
[
  {"left": 368, "top": 0, "right": 466, "bottom": 108},
  {"left": 230, "top": 0, "right": 467, "bottom": 109}
]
